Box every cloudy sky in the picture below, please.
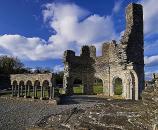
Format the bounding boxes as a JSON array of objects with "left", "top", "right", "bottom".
[{"left": 0, "top": 0, "right": 157, "bottom": 79}]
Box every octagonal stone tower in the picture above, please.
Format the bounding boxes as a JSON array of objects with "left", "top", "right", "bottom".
[{"left": 63, "top": 3, "right": 144, "bottom": 100}]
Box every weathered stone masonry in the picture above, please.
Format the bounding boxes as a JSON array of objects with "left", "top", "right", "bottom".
[
  {"left": 10, "top": 73, "right": 55, "bottom": 100},
  {"left": 63, "top": 3, "right": 144, "bottom": 100}
]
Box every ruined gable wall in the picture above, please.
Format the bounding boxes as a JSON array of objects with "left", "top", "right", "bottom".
[
  {"left": 120, "top": 3, "right": 144, "bottom": 64},
  {"left": 120, "top": 3, "right": 144, "bottom": 96}
]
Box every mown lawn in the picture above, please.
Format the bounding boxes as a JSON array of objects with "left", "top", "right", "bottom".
[
  {"left": 69, "top": 84, "right": 103, "bottom": 94},
  {"left": 58, "top": 85, "right": 103, "bottom": 95}
]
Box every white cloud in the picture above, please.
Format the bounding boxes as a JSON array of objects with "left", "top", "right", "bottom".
[
  {"left": 53, "top": 65, "right": 64, "bottom": 73},
  {"left": 113, "top": 1, "right": 123, "bottom": 13},
  {"left": 0, "top": 3, "right": 117, "bottom": 61},
  {"left": 0, "top": 34, "right": 63, "bottom": 60},
  {"left": 144, "top": 40, "right": 158, "bottom": 67},
  {"left": 144, "top": 55, "right": 158, "bottom": 67},
  {"left": 145, "top": 69, "right": 158, "bottom": 80},
  {"left": 145, "top": 71, "right": 153, "bottom": 80},
  {"left": 140, "top": 0, "right": 158, "bottom": 67},
  {"left": 139, "top": 0, "right": 158, "bottom": 35},
  {"left": 44, "top": 3, "right": 116, "bottom": 44}
]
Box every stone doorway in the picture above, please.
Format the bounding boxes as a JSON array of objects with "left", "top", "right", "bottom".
[
  {"left": 93, "top": 78, "right": 103, "bottom": 94},
  {"left": 73, "top": 78, "right": 83, "bottom": 95},
  {"left": 113, "top": 77, "right": 123, "bottom": 96}
]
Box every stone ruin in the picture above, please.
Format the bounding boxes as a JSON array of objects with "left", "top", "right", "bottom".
[
  {"left": 143, "top": 73, "right": 158, "bottom": 104},
  {"left": 63, "top": 3, "right": 144, "bottom": 100},
  {"left": 10, "top": 73, "right": 55, "bottom": 100}
]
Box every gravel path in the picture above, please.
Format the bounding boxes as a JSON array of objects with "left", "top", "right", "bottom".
[{"left": 0, "top": 96, "right": 102, "bottom": 130}]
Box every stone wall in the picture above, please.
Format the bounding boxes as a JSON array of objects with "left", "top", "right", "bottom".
[{"left": 63, "top": 3, "right": 144, "bottom": 100}]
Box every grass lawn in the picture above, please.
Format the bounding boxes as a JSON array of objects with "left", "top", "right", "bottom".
[{"left": 72, "top": 85, "right": 103, "bottom": 94}]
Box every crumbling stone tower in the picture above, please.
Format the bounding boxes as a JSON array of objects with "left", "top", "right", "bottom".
[{"left": 63, "top": 3, "right": 144, "bottom": 100}]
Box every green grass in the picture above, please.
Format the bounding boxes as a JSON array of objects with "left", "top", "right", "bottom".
[
  {"left": 114, "top": 78, "right": 123, "bottom": 95},
  {"left": 72, "top": 85, "right": 103, "bottom": 94},
  {"left": 29, "top": 90, "right": 49, "bottom": 98},
  {"left": 73, "top": 85, "right": 83, "bottom": 94},
  {"left": 0, "top": 89, "right": 59, "bottom": 98},
  {"left": 93, "top": 85, "right": 103, "bottom": 94},
  {"left": 58, "top": 84, "right": 104, "bottom": 95}
]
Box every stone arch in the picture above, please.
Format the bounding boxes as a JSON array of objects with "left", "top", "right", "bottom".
[
  {"left": 19, "top": 80, "right": 25, "bottom": 86},
  {"left": 12, "top": 80, "right": 18, "bottom": 86},
  {"left": 34, "top": 80, "right": 40, "bottom": 86},
  {"left": 33, "top": 80, "right": 41, "bottom": 98},
  {"left": 25, "top": 80, "right": 33, "bottom": 97},
  {"left": 73, "top": 77, "right": 83, "bottom": 95},
  {"left": 42, "top": 80, "right": 49, "bottom": 87},
  {"left": 112, "top": 77, "right": 123, "bottom": 96},
  {"left": 42, "top": 80, "right": 51, "bottom": 98},
  {"left": 26, "top": 80, "right": 32, "bottom": 86},
  {"left": 129, "top": 70, "right": 138, "bottom": 100}
]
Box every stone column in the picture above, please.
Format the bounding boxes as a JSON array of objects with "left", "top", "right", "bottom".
[
  {"left": 24, "top": 85, "right": 27, "bottom": 98},
  {"left": 83, "top": 83, "right": 93, "bottom": 95},
  {"left": 15, "top": 85, "right": 17, "bottom": 96},
  {"left": 40, "top": 86, "right": 43, "bottom": 100},
  {"left": 21, "top": 86, "right": 23, "bottom": 96},
  {"left": 28, "top": 86, "right": 30, "bottom": 97},
  {"left": 43, "top": 87, "right": 45, "bottom": 98},
  {"left": 17, "top": 85, "right": 20, "bottom": 97},
  {"left": 52, "top": 86, "right": 54, "bottom": 98},
  {"left": 65, "top": 77, "right": 74, "bottom": 95},
  {"left": 32, "top": 86, "right": 35, "bottom": 99},
  {"left": 49, "top": 86, "right": 53, "bottom": 99},
  {"left": 11, "top": 85, "right": 14, "bottom": 97},
  {"left": 35, "top": 86, "right": 37, "bottom": 98}
]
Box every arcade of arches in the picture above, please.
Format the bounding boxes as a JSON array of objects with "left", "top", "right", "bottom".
[{"left": 10, "top": 73, "right": 54, "bottom": 100}]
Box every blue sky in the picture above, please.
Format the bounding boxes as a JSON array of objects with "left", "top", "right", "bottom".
[{"left": 0, "top": 0, "right": 158, "bottom": 79}]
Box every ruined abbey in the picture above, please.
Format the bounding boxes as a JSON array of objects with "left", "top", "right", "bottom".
[{"left": 63, "top": 3, "right": 144, "bottom": 100}]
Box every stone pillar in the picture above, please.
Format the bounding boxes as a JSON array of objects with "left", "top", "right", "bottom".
[
  {"left": 40, "top": 86, "right": 43, "bottom": 100},
  {"left": 43, "top": 87, "right": 45, "bottom": 98},
  {"left": 103, "top": 79, "right": 109, "bottom": 95},
  {"left": 110, "top": 81, "right": 114, "bottom": 96},
  {"left": 17, "top": 85, "right": 20, "bottom": 97},
  {"left": 14, "top": 85, "right": 17, "bottom": 96},
  {"left": 28, "top": 86, "right": 30, "bottom": 97},
  {"left": 11, "top": 85, "right": 14, "bottom": 97},
  {"left": 49, "top": 86, "right": 54, "bottom": 99},
  {"left": 32, "top": 86, "right": 35, "bottom": 99},
  {"left": 65, "top": 77, "right": 74, "bottom": 95},
  {"left": 83, "top": 84, "right": 93, "bottom": 95},
  {"left": 21, "top": 86, "right": 23, "bottom": 96},
  {"left": 35, "top": 86, "right": 37, "bottom": 98},
  {"left": 52, "top": 86, "right": 54, "bottom": 98},
  {"left": 24, "top": 85, "right": 27, "bottom": 98}
]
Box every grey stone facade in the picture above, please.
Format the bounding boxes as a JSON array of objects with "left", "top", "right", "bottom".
[
  {"left": 10, "top": 73, "right": 55, "bottom": 100},
  {"left": 63, "top": 3, "right": 144, "bottom": 100}
]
